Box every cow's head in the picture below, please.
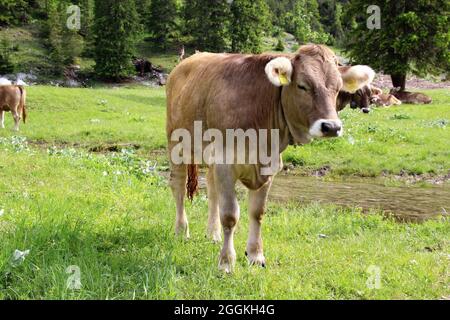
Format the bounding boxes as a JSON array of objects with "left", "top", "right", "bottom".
[
  {"left": 350, "top": 85, "right": 382, "bottom": 113},
  {"left": 265, "top": 45, "right": 375, "bottom": 143}
]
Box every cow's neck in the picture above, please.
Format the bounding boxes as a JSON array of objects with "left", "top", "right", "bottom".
[{"left": 270, "top": 88, "right": 291, "bottom": 153}]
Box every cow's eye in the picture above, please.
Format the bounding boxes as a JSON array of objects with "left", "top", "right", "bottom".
[{"left": 297, "top": 85, "right": 307, "bottom": 91}]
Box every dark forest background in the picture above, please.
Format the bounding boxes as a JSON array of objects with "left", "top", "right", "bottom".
[{"left": 0, "top": 0, "right": 448, "bottom": 87}]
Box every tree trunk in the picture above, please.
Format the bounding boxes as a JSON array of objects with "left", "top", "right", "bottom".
[{"left": 391, "top": 74, "right": 406, "bottom": 91}]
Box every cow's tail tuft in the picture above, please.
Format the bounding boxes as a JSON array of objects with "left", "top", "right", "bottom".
[
  {"left": 186, "top": 164, "right": 199, "bottom": 201},
  {"left": 18, "top": 86, "right": 26, "bottom": 123}
]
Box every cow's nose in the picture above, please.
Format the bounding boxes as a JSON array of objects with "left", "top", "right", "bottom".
[{"left": 321, "top": 121, "right": 342, "bottom": 137}]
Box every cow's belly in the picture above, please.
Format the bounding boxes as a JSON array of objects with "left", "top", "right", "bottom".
[{"left": 234, "top": 164, "right": 279, "bottom": 191}]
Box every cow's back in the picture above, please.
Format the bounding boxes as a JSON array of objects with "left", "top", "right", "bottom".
[{"left": 166, "top": 52, "right": 283, "bottom": 139}]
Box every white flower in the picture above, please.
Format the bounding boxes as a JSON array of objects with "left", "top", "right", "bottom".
[
  {"left": 0, "top": 209, "right": 4, "bottom": 217},
  {"left": 348, "top": 136, "right": 355, "bottom": 145},
  {"left": 12, "top": 249, "right": 30, "bottom": 266},
  {"left": 102, "top": 171, "right": 108, "bottom": 176}
]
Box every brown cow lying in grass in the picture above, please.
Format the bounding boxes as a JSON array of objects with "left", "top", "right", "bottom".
[
  {"left": 0, "top": 85, "right": 27, "bottom": 131},
  {"left": 338, "top": 85, "right": 403, "bottom": 113},
  {"left": 370, "top": 87, "right": 402, "bottom": 107},
  {"left": 390, "top": 87, "right": 432, "bottom": 104}
]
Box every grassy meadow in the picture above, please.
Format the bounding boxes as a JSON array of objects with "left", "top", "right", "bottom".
[{"left": 0, "top": 86, "right": 449, "bottom": 299}]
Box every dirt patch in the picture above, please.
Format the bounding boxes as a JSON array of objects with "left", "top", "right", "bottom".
[
  {"left": 372, "top": 73, "right": 450, "bottom": 90},
  {"left": 89, "top": 143, "right": 141, "bottom": 153},
  {"left": 283, "top": 165, "right": 450, "bottom": 186},
  {"left": 383, "top": 170, "right": 450, "bottom": 185}
]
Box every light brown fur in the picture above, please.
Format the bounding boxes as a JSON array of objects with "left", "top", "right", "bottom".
[
  {"left": 0, "top": 85, "right": 27, "bottom": 131},
  {"left": 390, "top": 87, "right": 432, "bottom": 104},
  {"left": 166, "top": 45, "right": 373, "bottom": 272}
]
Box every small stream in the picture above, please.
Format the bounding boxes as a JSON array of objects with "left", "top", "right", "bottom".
[{"left": 270, "top": 175, "right": 450, "bottom": 222}]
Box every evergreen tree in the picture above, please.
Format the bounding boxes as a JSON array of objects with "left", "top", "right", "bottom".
[
  {"left": 148, "top": 0, "right": 179, "bottom": 49},
  {"left": 333, "top": 2, "right": 345, "bottom": 45},
  {"left": 46, "top": 0, "right": 84, "bottom": 74},
  {"left": 183, "top": 0, "right": 231, "bottom": 52},
  {"left": 78, "top": 0, "right": 95, "bottom": 57},
  {"left": 230, "top": 0, "right": 270, "bottom": 53},
  {"left": 344, "top": 0, "right": 450, "bottom": 90},
  {"left": 289, "top": 0, "right": 330, "bottom": 44},
  {"left": 135, "top": 0, "right": 152, "bottom": 25},
  {"left": 0, "top": 0, "right": 27, "bottom": 26},
  {"left": 93, "top": 0, "right": 140, "bottom": 80}
]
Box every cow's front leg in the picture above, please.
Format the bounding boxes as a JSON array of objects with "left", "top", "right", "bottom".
[
  {"left": 215, "top": 165, "right": 239, "bottom": 273},
  {"left": 0, "top": 111, "right": 5, "bottom": 129},
  {"left": 206, "top": 167, "right": 221, "bottom": 242},
  {"left": 246, "top": 179, "right": 272, "bottom": 267},
  {"left": 169, "top": 164, "right": 189, "bottom": 238}
]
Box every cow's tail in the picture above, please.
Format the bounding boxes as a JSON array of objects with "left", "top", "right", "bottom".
[
  {"left": 18, "top": 86, "right": 27, "bottom": 123},
  {"left": 186, "top": 164, "right": 199, "bottom": 201}
]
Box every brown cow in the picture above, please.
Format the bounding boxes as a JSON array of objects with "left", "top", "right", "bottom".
[
  {"left": 337, "top": 85, "right": 402, "bottom": 112},
  {"left": 166, "top": 45, "right": 375, "bottom": 272},
  {"left": 371, "top": 90, "right": 402, "bottom": 107},
  {"left": 337, "top": 85, "right": 374, "bottom": 113},
  {"left": 0, "top": 85, "right": 27, "bottom": 131},
  {"left": 390, "top": 87, "right": 432, "bottom": 104}
]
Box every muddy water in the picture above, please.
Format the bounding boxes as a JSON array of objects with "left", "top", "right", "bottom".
[{"left": 270, "top": 175, "right": 450, "bottom": 221}]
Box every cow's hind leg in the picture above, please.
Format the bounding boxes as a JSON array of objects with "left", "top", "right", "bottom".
[
  {"left": 215, "top": 165, "right": 239, "bottom": 273},
  {"left": 12, "top": 110, "right": 20, "bottom": 131},
  {"left": 206, "top": 166, "right": 221, "bottom": 242},
  {"left": 246, "top": 179, "right": 272, "bottom": 267},
  {"left": 169, "top": 164, "right": 190, "bottom": 238},
  {"left": 0, "top": 111, "right": 4, "bottom": 129}
]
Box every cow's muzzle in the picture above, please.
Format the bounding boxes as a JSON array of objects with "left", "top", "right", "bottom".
[{"left": 309, "top": 119, "right": 343, "bottom": 138}]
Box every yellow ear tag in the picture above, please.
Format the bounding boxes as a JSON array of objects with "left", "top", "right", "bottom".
[
  {"left": 279, "top": 73, "right": 289, "bottom": 85},
  {"left": 346, "top": 79, "right": 359, "bottom": 92}
]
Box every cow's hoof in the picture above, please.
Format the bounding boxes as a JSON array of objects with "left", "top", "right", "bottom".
[
  {"left": 246, "top": 251, "right": 266, "bottom": 268},
  {"left": 207, "top": 227, "right": 222, "bottom": 243},
  {"left": 175, "top": 222, "right": 190, "bottom": 239},
  {"left": 207, "top": 228, "right": 222, "bottom": 243},
  {"left": 219, "top": 251, "right": 236, "bottom": 274}
]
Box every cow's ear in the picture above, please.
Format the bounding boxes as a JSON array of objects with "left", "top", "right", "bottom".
[
  {"left": 265, "top": 57, "right": 293, "bottom": 87},
  {"left": 339, "top": 65, "right": 375, "bottom": 93},
  {"left": 371, "top": 86, "right": 383, "bottom": 96}
]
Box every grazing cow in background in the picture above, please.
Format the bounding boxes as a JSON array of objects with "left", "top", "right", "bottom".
[
  {"left": 337, "top": 84, "right": 374, "bottom": 113},
  {"left": 0, "top": 85, "right": 27, "bottom": 131},
  {"left": 390, "top": 87, "right": 432, "bottom": 104},
  {"left": 166, "top": 45, "right": 375, "bottom": 272}
]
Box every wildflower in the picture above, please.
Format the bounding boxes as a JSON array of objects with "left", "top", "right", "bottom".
[{"left": 12, "top": 249, "right": 30, "bottom": 266}]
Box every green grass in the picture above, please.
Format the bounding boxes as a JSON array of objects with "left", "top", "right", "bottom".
[
  {"left": 1, "top": 86, "right": 167, "bottom": 155},
  {"left": 1, "top": 86, "right": 448, "bottom": 177},
  {"left": 0, "top": 140, "right": 448, "bottom": 299},
  {"left": 0, "top": 86, "right": 449, "bottom": 299},
  {"left": 284, "top": 89, "right": 450, "bottom": 177},
  {"left": 0, "top": 26, "right": 52, "bottom": 77}
]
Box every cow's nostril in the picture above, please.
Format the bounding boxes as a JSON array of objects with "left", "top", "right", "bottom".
[
  {"left": 321, "top": 122, "right": 342, "bottom": 137},
  {"left": 321, "top": 122, "right": 332, "bottom": 133}
]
